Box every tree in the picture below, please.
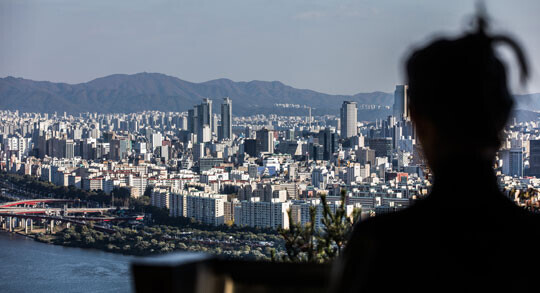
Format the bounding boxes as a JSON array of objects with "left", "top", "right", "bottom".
[
  {"left": 84, "top": 235, "right": 95, "bottom": 245},
  {"left": 143, "top": 186, "right": 152, "bottom": 198},
  {"left": 278, "top": 206, "right": 319, "bottom": 262},
  {"left": 111, "top": 187, "right": 131, "bottom": 207},
  {"left": 278, "top": 189, "right": 360, "bottom": 263},
  {"left": 318, "top": 190, "right": 360, "bottom": 259}
]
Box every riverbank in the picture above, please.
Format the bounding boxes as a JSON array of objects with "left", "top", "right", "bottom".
[
  {"left": 1, "top": 223, "right": 59, "bottom": 241},
  {"left": 52, "top": 224, "right": 282, "bottom": 259},
  {"left": 3, "top": 222, "right": 284, "bottom": 260}
]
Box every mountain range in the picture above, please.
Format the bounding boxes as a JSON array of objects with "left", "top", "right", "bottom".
[
  {"left": 0, "top": 73, "right": 392, "bottom": 120},
  {"left": 1, "top": 72, "right": 539, "bottom": 122}
]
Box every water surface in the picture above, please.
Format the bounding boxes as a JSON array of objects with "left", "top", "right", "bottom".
[{"left": 0, "top": 232, "right": 134, "bottom": 293}]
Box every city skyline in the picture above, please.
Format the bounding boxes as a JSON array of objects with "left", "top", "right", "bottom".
[{"left": 2, "top": 81, "right": 538, "bottom": 290}]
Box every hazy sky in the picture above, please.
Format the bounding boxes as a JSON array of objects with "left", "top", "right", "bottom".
[{"left": 1, "top": 0, "right": 539, "bottom": 94}]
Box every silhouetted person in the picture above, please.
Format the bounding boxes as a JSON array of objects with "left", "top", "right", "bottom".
[{"left": 332, "top": 16, "right": 540, "bottom": 292}]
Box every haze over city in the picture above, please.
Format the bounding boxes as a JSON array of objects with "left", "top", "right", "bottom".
[{"left": 1, "top": 0, "right": 540, "bottom": 94}]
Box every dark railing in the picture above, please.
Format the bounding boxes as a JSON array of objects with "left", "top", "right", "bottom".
[{"left": 131, "top": 252, "right": 332, "bottom": 293}]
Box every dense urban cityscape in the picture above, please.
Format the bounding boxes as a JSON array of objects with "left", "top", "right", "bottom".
[{"left": 1, "top": 84, "right": 539, "bottom": 249}]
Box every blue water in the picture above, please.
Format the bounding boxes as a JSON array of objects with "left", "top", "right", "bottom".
[{"left": 0, "top": 232, "right": 135, "bottom": 293}]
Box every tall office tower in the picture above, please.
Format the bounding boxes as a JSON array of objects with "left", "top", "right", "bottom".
[
  {"left": 356, "top": 147, "right": 376, "bottom": 165},
  {"left": 65, "top": 140, "right": 75, "bottom": 159},
  {"left": 501, "top": 148, "right": 523, "bottom": 177},
  {"left": 193, "top": 142, "right": 205, "bottom": 160},
  {"left": 196, "top": 98, "right": 213, "bottom": 132},
  {"left": 320, "top": 128, "right": 338, "bottom": 160},
  {"left": 220, "top": 98, "right": 232, "bottom": 140},
  {"left": 393, "top": 85, "right": 409, "bottom": 121},
  {"left": 369, "top": 137, "right": 393, "bottom": 158},
  {"left": 256, "top": 128, "right": 274, "bottom": 155},
  {"left": 308, "top": 107, "right": 312, "bottom": 129},
  {"left": 244, "top": 139, "right": 257, "bottom": 157},
  {"left": 180, "top": 116, "right": 188, "bottom": 130},
  {"left": 245, "top": 126, "right": 254, "bottom": 139},
  {"left": 392, "top": 124, "right": 403, "bottom": 149},
  {"left": 191, "top": 98, "right": 213, "bottom": 142},
  {"left": 187, "top": 109, "right": 196, "bottom": 133},
  {"left": 340, "top": 101, "right": 358, "bottom": 138},
  {"left": 530, "top": 140, "right": 540, "bottom": 177}
]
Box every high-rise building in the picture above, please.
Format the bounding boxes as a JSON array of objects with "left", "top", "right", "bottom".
[
  {"left": 311, "top": 143, "right": 324, "bottom": 161},
  {"left": 220, "top": 98, "right": 232, "bottom": 140},
  {"left": 193, "top": 142, "right": 205, "bottom": 160},
  {"left": 185, "top": 193, "right": 226, "bottom": 225},
  {"left": 320, "top": 127, "right": 338, "bottom": 160},
  {"left": 393, "top": 85, "right": 409, "bottom": 121},
  {"left": 109, "top": 138, "right": 131, "bottom": 161},
  {"left": 529, "top": 140, "right": 540, "bottom": 177},
  {"left": 340, "top": 101, "right": 357, "bottom": 138},
  {"left": 65, "top": 140, "right": 75, "bottom": 159},
  {"left": 308, "top": 107, "right": 312, "bottom": 129},
  {"left": 235, "top": 198, "right": 290, "bottom": 229},
  {"left": 356, "top": 147, "right": 376, "bottom": 165},
  {"left": 369, "top": 137, "right": 393, "bottom": 158},
  {"left": 188, "top": 109, "right": 196, "bottom": 133},
  {"left": 256, "top": 128, "right": 274, "bottom": 155},
  {"left": 244, "top": 139, "right": 257, "bottom": 157},
  {"left": 501, "top": 148, "right": 523, "bottom": 177},
  {"left": 195, "top": 98, "right": 213, "bottom": 141}
]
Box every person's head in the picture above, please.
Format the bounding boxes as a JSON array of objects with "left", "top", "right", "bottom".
[{"left": 405, "top": 17, "right": 529, "bottom": 173}]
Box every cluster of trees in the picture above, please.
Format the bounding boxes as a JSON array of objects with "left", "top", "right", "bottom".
[{"left": 50, "top": 224, "right": 282, "bottom": 260}]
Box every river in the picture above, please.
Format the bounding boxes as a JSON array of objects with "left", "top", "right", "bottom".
[{"left": 0, "top": 232, "right": 135, "bottom": 292}]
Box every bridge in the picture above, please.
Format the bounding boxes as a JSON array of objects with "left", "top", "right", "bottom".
[
  {"left": 0, "top": 212, "right": 144, "bottom": 234},
  {"left": 0, "top": 199, "right": 77, "bottom": 208},
  {"left": 0, "top": 213, "right": 116, "bottom": 233},
  {"left": 0, "top": 197, "right": 144, "bottom": 234},
  {"left": 0, "top": 207, "right": 113, "bottom": 215}
]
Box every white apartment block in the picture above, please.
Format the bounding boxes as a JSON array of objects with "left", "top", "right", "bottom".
[
  {"left": 291, "top": 199, "right": 357, "bottom": 231},
  {"left": 185, "top": 192, "right": 226, "bottom": 225},
  {"left": 235, "top": 198, "right": 290, "bottom": 229},
  {"left": 169, "top": 192, "right": 187, "bottom": 218},
  {"left": 167, "top": 190, "right": 226, "bottom": 226},
  {"left": 151, "top": 188, "right": 171, "bottom": 209}
]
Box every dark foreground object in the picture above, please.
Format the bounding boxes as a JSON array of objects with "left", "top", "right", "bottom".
[{"left": 131, "top": 253, "right": 331, "bottom": 293}]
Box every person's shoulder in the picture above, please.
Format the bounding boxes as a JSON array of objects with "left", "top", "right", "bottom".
[
  {"left": 350, "top": 203, "right": 425, "bottom": 241},
  {"left": 512, "top": 206, "right": 540, "bottom": 230}
]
